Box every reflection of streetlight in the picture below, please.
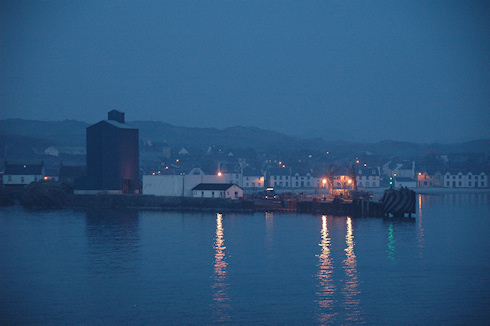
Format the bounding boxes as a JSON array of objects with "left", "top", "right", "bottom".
[{"left": 321, "top": 179, "right": 327, "bottom": 198}]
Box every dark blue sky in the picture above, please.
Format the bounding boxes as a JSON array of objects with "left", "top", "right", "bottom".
[{"left": 1, "top": 1, "right": 489, "bottom": 143}]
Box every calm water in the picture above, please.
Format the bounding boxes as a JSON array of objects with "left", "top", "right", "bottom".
[{"left": 1, "top": 193, "right": 489, "bottom": 325}]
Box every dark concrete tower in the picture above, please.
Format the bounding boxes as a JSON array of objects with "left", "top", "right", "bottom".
[{"left": 85, "top": 111, "right": 139, "bottom": 193}]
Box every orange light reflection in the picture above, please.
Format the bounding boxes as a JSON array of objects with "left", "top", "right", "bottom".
[
  {"left": 211, "top": 213, "right": 231, "bottom": 322},
  {"left": 316, "top": 215, "right": 336, "bottom": 324},
  {"left": 342, "top": 217, "right": 362, "bottom": 323}
]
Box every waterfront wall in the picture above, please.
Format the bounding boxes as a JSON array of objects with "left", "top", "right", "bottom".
[{"left": 66, "top": 194, "right": 255, "bottom": 212}]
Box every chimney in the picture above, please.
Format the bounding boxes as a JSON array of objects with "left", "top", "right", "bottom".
[{"left": 108, "top": 110, "right": 125, "bottom": 123}]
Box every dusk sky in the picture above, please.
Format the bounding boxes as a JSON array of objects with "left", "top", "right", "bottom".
[{"left": 1, "top": 1, "right": 489, "bottom": 143}]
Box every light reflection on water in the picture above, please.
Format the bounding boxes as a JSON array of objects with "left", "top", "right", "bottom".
[
  {"left": 316, "top": 216, "right": 362, "bottom": 324},
  {"left": 211, "top": 213, "right": 231, "bottom": 323},
  {"left": 1, "top": 193, "right": 489, "bottom": 325},
  {"left": 265, "top": 211, "right": 274, "bottom": 251},
  {"left": 342, "top": 217, "right": 362, "bottom": 323},
  {"left": 316, "top": 215, "right": 336, "bottom": 324},
  {"left": 417, "top": 194, "right": 425, "bottom": 253},
  {"left": 387, "top": 222, "right": 395, "bottom": 261}
]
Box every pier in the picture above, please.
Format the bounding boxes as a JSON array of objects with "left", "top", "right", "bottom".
[{"left": 15, "top": 181, "right": 416, "bottom": 218}]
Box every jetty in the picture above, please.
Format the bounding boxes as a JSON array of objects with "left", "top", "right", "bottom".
[{"left": 13, "top": 180, "right": 416, "bottom": 218}]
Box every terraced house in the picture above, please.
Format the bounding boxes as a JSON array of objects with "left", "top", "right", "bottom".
[{"left": 443, "top": 170, "right": 488, "bottom": 188}]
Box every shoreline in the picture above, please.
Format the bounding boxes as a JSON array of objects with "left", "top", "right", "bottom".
[{"left": 366, "top": 187, "right": 490, "bottom": 196}]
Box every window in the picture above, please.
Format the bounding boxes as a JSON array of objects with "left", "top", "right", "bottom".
[
  {"left": 459, "top": 175, "right": 462, "bottom": 179},
  {"left": 307, "top": 181, "right": 310, "bottom": 186},
  {"left": 252, "top": 183, "right": 255, "bottom": 187},
  {"left": 21, "top": 177, "right": 25, "bottom": 183},
  {"left": 201, "top": 191, "right": 204, "bottom": 197},
  {"left": 469, "top": 182, "right": 472, "bottom": 186},
  {"left": 212, "top": 191, "right": 215, "bottom": 198},
  {"left": 235, "top": 192, "right": 238, "bottom": 198},
  {"left": 358, "top": 170, "right": 362, "bottom": 175},
  {"left": 446, "top": 181, "right": 449, "bottom": 186},
  {"left": 296, "top": 182, "right": 299, "bottom": 187},
  {"left": 458, "top": 182, "right": 462, "bottom": 186},
  {"left": 285, "top": 182, "right": 288, "bottom": 187}
]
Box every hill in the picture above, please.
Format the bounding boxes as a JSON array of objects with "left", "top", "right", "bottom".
[{"left": 1, "top": 119, "right": 489, "bottom": 164}]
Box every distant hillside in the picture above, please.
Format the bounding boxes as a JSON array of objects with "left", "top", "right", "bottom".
[
  {"left": 0, "top": 119, "right": 88, "bottom": 146},
  {"left": 1, "top": 119, "right": 489, "bottom": 161},
  {"left": 131, "top": 121, "right": 321, "bottom": 151}
]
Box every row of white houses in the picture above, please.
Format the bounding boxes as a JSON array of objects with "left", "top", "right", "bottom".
[
  {"left": 2, "top": 162, "right": 488, "bottom": 197},
  {"left": 142, "top": 167, "right": 381, "bottom": 197},
  {"left": 417, "top": 170, "right": 489, "bottom": 188}
]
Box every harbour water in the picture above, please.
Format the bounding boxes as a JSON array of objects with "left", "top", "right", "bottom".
[{"left": 1, "top": 192, "right": 489, "bottom": 325}]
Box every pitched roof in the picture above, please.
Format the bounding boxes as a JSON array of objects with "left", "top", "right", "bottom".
[
  {"left": 243, "top": 168, "right": 262, "bottom": 177},
  {"left": 88, "top": 120, "right": 137, "bottom": 130},
  {"left": 4, "top": 163, "right": 44, "bottom": 175},
  {"left": 103, "top": 120, "right": 137, "bottom": 129},
  {"left": 357, "top": 167, "right": 379, "bottom": 176},
  {"left": 268, "top": 167, "right": 291, "bottom": 176},
  {"left": 192, "top": 183, "right": 240, "bottom": 191}
]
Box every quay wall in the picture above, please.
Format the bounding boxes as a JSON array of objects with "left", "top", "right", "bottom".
[
  {"left": 65, "top": 194, "right": 255, "bottom": 212},
  {"left": 297, "top": 199, "right": 385, "bottom": 217}
]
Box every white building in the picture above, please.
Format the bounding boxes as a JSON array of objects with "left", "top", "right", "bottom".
[
  {"left": 384, "top": 161, "right": 415, "bottom": 179},
  {"left": 143, "top": 173, "right": 225, "bottom": 197},
  {"left": 443, "top": 170, "right": 488, "bottom": 188},
  {"left": 192, "top": 183, "right": 243, "bottom": 200},
  {"left": 356, "top": 167, "right": 380, "bottom": 188},
  {"left": 242, "top": 169, "right": 265, "bottom": 189},
  {"left": 291, "top": 170, "right": 315, "bottom": 188},
  {"left": 224, "top": 171, "right": 242, "bottom": 187},
  {"left": 268, "top": 168, "right": 292, "bottom": 188},
  {"left": 3, "top": 162, "right": 45, "bottom": 190}
]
